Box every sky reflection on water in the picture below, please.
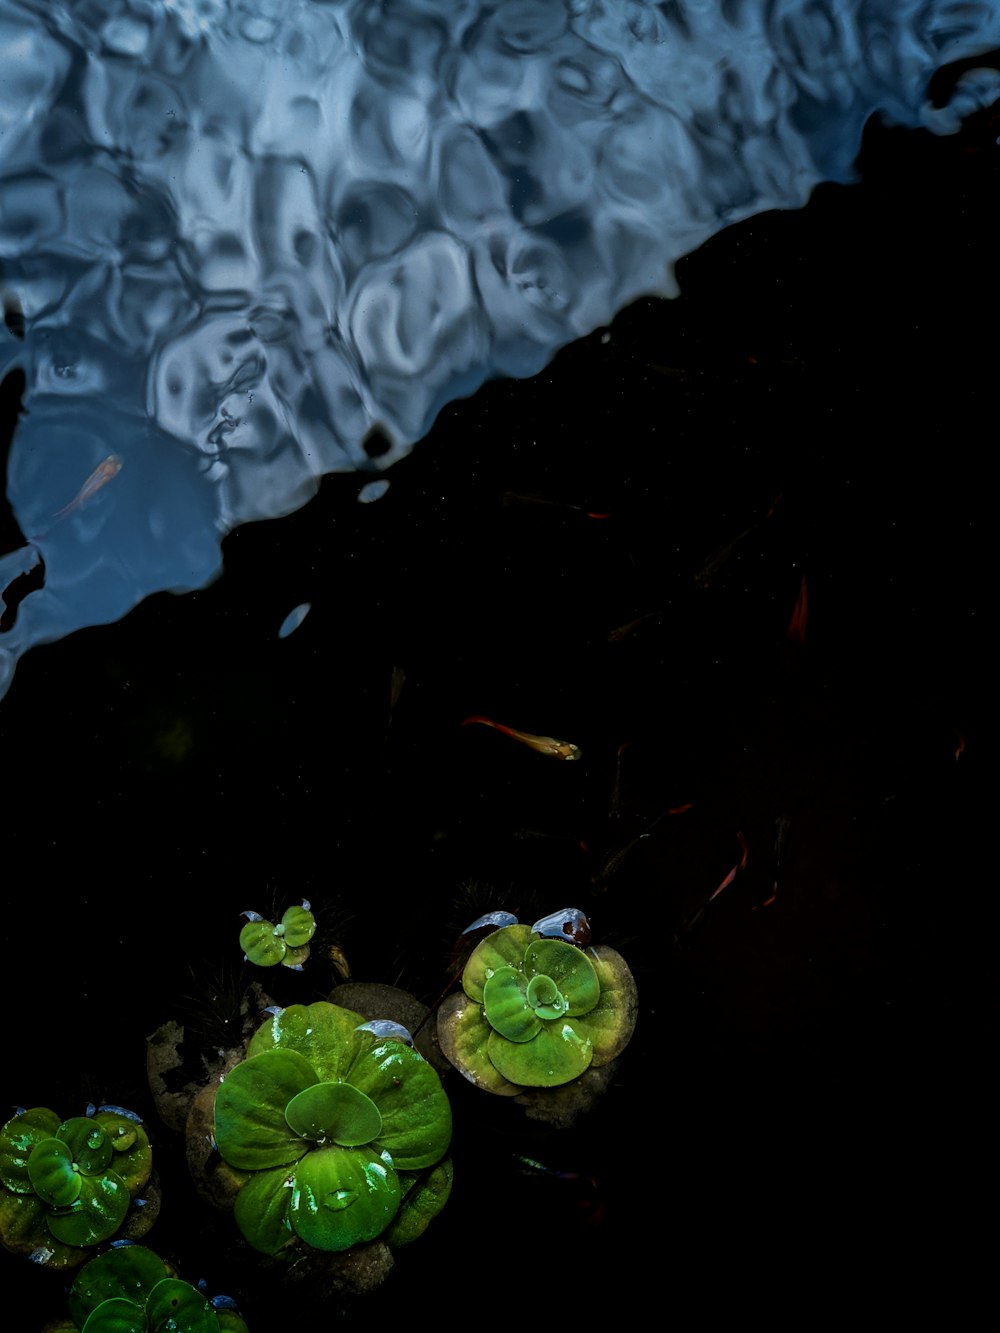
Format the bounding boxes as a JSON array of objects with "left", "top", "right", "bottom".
[{"left": 1, "top": 0, "right": 999, "bottom": 697}]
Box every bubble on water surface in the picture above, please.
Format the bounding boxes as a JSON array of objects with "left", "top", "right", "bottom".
[{"left": 1, "top": 0, "right": 999, "bottom": 696}]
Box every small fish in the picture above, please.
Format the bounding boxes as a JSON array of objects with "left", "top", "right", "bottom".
[
  {"left": 674, "top": 830, "right": 749, "bottom": 940},
  {"left": 787, "top": 574, "right": 808, "bottom": 643},
  {"left": 501, "top": 491, "right": 611, "bottom": 520},
  {"left": 694, "top": 493, "right": 782, "bottom": 589},
  {"left": 53, "top": 455, "right": 122, "bottom": 520},
  {"left": 462, "top": 715, "right": 581, "bottom": 761},
  {"left": 513, "top": 1155, "right": 605, "bottom": 1227},
  {"left": 607, "top": 610, "right": 660, "bottom": 642}
]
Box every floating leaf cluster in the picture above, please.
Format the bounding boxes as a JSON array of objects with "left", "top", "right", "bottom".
[
  {"left": 213, "top": 1001, "right": 453, "bottom": 1254},
  {"left": 437, "top": 913, "right": 638, "bottom": 1093},
  {"left": 53, "top": 1243, "right": 248, "bottom": 1332},
  {"left": 0, "top": 1106, "right": 152, "bottom": 1266},
  {"left": 239, "top": 901, "right": 316, "bottom": 969}
]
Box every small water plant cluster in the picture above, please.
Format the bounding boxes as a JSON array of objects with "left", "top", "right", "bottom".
[
  {"left": 212, "top": 1000, "right": 453, "bottom": 1255},
  {"left": 50, "top": 1243, "right": 248, "bottom": 1332},
  {"left": 239, "top": 900, "right": 316, "bottom": 969},
  {"left": 0, "top": 1105, "right": 153, "bottom": 1267},
  {"left": 437, "top": 908, "right": 638, "bottom": 1095}
]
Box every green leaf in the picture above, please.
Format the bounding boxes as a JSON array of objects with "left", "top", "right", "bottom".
[
  {"left": 436, "top": 993, "right": 521, "bottom": 1096},
  {"left": 80, "top": 1297, "right": 147, "bottom": 1333},
  {"left": 525, "top": 972, "right": 569, "bottom": 1020},
  {"left": 384, "top": 1157, "right": 454, "bottom": 1246},
  {"left": 565, "top": 945, "right": 639, "bottom": 1064},
  {"left": 56, "top": 1118, "right": 114, "bottom": 1176},
  {"left": 487, "top": 1019, "right": 593, "bottom": 1087},
  {"left": 247, "top": 1003, "right": 365, "bottom": 1082},
  {"left": 280, "top": 942, "right": 310, "bottom": 969},
  {"left": 345, "top": 1043, "right": 452, "bottom": 1170},
  {"left": 217, "top": 1315, "right": 250, "bottom": 1333},
  {"left": 462, "top": 924, "right": 533, "bottom": 1002},
  {"left": 285, "top": 1082, "right": 382, "bottom": 1147},
  {"left": 233, "top": 1165, "right": 296, "bottom": 1255},
  {"left": 280, "top": 905, "right": 316, "bottom": 948},
  {"left": 0, "top": 1188, "right": 80, "bottom": 1267},
  {"left": 0, "top": 1107, "right": 62, "bottom": 1193},
  {"left": 215, "top": 1048, "right": 318, "bottom": 1171},
  {"left": 289, "top": 1147, "right": 401, "bottom": 1251},
  {"left": 145, "top": 1277, "right": 219, "bottom": 1332},
  {"left": 216, "top": 1315, "right": 249, "bottom": 1333},
  {"left": 27, "top": 1138, "right": 82, "bottom": 1207},
  {"left": 69, "top": 1245, "right": 168, "bottom": 1327},
  {"left": 482, "top": 967, "right": 542, "bottom": 1041},
  {"left": 91, "top": 1112, "right": 152, "bottom": 1195},
  {"left": 47, "top": 1168, "right": 131, "bottom": 1246},
  {"left": 240, "top": 919, "right": 286, "bottom": 967},
  {"left": 524, "top": 939, "right": 600, "bottom": 1014}
]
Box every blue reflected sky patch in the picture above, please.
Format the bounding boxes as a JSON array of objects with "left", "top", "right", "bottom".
[{"left": 1, "top": 0, "right": 999, "bottom": 697}]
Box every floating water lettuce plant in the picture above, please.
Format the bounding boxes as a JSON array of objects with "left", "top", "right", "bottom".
[
  {"left": 0, "top": 1106, "right": 153, "bottom": 1266},
  {"left": 437, "top": 911, "right": 638, "bottom": 1095},
  {"left": 239, "top": 900, "right": 316, "bottom": 969},
  {"left": 55, "top": 1243, "right": 250, "bottom": 1333},
  {"left": 212, "top": 1001, "right": 452, "bottom": 1255}
]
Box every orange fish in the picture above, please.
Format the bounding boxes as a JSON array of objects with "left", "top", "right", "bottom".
[
  {"left": 462, "top": 715, "right": 581, "bottom": 760},
  {"left": 53, "top": 455, "right": 123, "bottom": 520}
]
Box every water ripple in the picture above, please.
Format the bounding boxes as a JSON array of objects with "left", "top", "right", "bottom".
[{"left": 1, "top": 0, "right": 998, "bottom": 694}]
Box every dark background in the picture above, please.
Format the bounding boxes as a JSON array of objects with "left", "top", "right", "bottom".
[{"left": 2, "top": 100, "right": 995, "bottom": 1324}]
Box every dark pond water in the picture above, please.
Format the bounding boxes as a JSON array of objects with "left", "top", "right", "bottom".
[{"left": 2, "top": 3, "right": 997, "bottom": 1326}]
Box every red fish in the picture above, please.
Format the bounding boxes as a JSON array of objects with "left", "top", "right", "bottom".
[{"left": 787, "top": 574, "right": 808, "bottom": 643}]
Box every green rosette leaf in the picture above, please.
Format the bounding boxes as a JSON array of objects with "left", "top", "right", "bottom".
[
  {"left": 217, "top": 1314, "right": 249, "bottom": 1333},
  {"left": 233, "top": 1164, "right": 296, "bottom": 1255},
  {"left": 482, "top": 967, "right": 542, "bottom": 1041},
  {"left": 284, "top": 1083, "right": 381, "bottom": 1147},
  {"left": 247, "top": 1003, "right": 365, "bottom": 1083},
  {"left": 384, "top": 1157, "right": 454, "bottom": 1247},
  {"left": 436, "top": 993, "right": 520, "bottom": 1095},
  {"left": 46, "top": 1168, "right": 130, "bottom": 1246},
  {"left": 240, "top": 919, "right": 286, "bottom": 967},
  {"left": 56, "top": 1118, "right": 114, "bottom": 1176},
  {"left": 289, "top": 1147, "right": 401, "bottom": 1251},
  {"left": 91, "top": 1113, "right": 152, "bottom": 1195},
  {"left": 524, "top": 939, "right": 600, "bottom": 1015},
  {"left": 27, "top": 1138, "right": 82, "bottom": 1207},
  {"left": 215, "top": 1048, "right": 318, "bottom": 1171},
  {"left": 280, "top": 905, "right": 316, "bottom": 949},
  {"left": 80, "top": 1297, "right": 146, "bottom": 1333},
  {"left": 69, "top": 1245, "right": 168, "bottom": 1327},
  {"left": 345, "top": 1043, "right": 452, "bottom": 1169},
  {"left": 0, "top": 1189, "right": 81, "bottom": 1266},
  {"left": 461, "top": 924, "right": 533, "bottom": 1002},
  {"left": 565, "top": 946, "right": 639, "bottom": 1065},
  {"left": 487, "top": 1019, "right": 593, "bottom": 1087},
  {"left": 280, "top": 943, "right": 310, "bottom": 969},
  {"left": 145, "top": 1277, "right": 219, "bottom": 1332},
  {"left": 0, "top": 1107, "right": 61, "bottom": 1192}
]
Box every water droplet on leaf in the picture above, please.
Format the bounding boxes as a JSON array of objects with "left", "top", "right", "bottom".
[{"left": 324, "top": 1189, "right": 358, "bottom": 1212}]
